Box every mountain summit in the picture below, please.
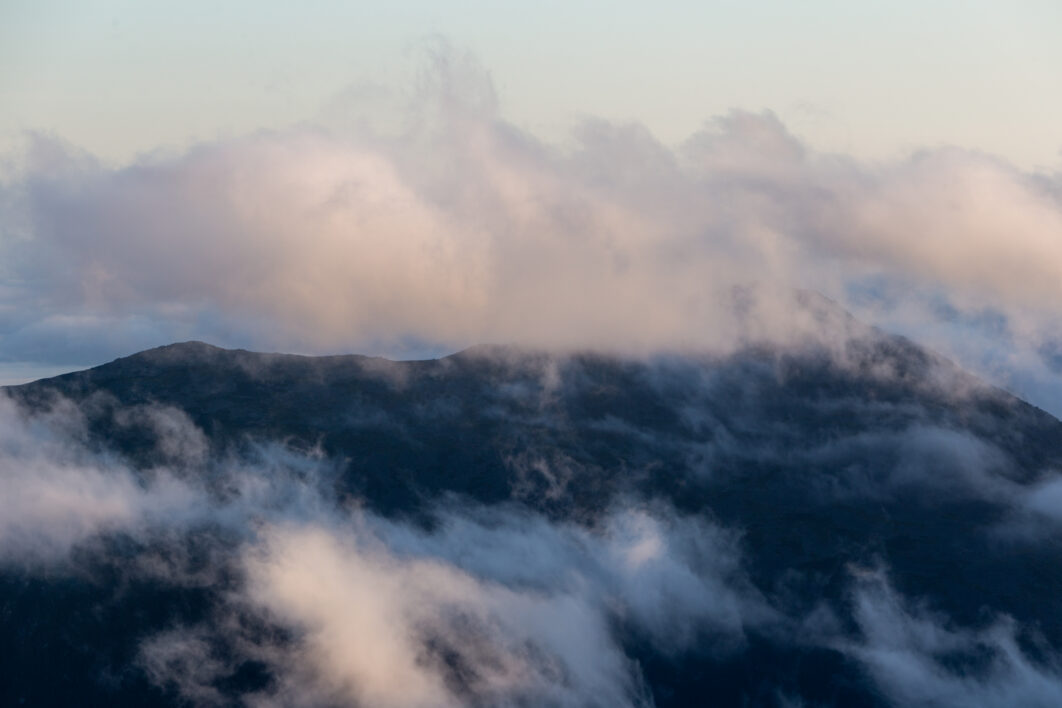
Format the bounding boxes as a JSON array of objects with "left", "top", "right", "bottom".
[{"left": 4, "top": 327, "right": 1062, "bottom": 706}]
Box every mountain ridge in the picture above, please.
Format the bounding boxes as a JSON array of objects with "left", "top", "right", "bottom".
[{"left": 4, "top": 327, "right": 1062, "bottom": 706}]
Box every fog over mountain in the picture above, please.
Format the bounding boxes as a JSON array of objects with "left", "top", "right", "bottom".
[
  {"left": 3, "top": 49, "right": 1061, "bottom": 412},
  {"left": 3, "top": 291, "right": 1062, "bottom": 706},
  {"left": 3, "top": 37, "right": 1062, "bottom": 706}
]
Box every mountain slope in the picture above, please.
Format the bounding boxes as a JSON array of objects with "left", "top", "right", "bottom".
[{"left": 4, "top": 328, "right": 1062, "bottom": 706}]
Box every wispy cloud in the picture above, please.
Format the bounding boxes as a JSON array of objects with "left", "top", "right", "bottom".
[
  {"left": 2, "top": 343, "right": 1062, "bottom": 705},
  {"left": 844, "top": 569, "right": 1062, "bottom": 708}
]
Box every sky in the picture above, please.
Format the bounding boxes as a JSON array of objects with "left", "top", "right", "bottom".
[
  {"left": 1, "top": 1, "right": 1062, "bottom": 412},
  {"left": 3, "top": 1, "right": 1060, "bottom": 169}
]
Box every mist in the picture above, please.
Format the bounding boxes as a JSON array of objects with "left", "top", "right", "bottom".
[{"left": 4, "top": 327, "right": 1062, "bottom": 705}]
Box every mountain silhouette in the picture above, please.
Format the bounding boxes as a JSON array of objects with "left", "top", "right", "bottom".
[{"left": 4, "top": 319, "right": 1062, "bottom": 706}]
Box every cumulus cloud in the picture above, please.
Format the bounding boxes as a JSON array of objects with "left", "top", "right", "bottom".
[{"left": 2, "top": 46, "right": 1060, "bottom": 409}]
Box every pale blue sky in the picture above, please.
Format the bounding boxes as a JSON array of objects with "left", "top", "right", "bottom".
[{"left": 2, "top": 0, "right": 1060, "bottom": 169}]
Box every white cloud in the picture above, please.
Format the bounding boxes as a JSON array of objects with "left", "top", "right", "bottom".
[
  {"left": 3, "top": 50, "right": 1060, "bottom": 416},
  {"left": 209, "top": 502, "right": 762, "bottom": 707},
  {"left": 845, "top": 569, "right": 1062, "bottom": 708},
  {"left": 0, "top": 394, "right": 202, "bottom": 563},
  {"left": 241, "top": 521, "right": 641, "bottom": 707},
  {"left": 0, "top": 388, "right": 762, "bottom": 706}
]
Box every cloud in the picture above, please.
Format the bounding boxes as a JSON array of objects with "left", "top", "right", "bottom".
[
  {"left": 0, "top": 393, "right": 203, "bottom": 563},
  {"left": 239, "top": 520, "right": 644, "bottom": 708},
  {"left": 0, "top": 390, "right": 340, "bottom": 565},
  {"left": 844, "top": 569, "right": 1062, "bottom": 708},
  {"left": 797, "top": 424, "right": 1013, "bottom": 501},
  {"left": 2, "top": 46, "right": 1061, "bottom": 412},
  {"left": 0, "top": 387, "right": 768, "bottom": 706},
  {"left": 140, "top": 503, "right": 763, "bottom": 708},
  {"left": 1024, "top": 476, "right": 1062, "bottom": 523}
]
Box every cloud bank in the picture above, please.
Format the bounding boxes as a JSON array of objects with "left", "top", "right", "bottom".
[{"left": 1, "top": 46, "right": 1060, "bottom": 409}]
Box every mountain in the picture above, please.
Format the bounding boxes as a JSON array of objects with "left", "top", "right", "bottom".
[{"left": 4, "top": 325, "right": 1062, "bottom": 706}]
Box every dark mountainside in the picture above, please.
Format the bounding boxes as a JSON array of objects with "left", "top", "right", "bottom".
[{"left": 4, "top": 320, "right": 1062, "bottom": 706}]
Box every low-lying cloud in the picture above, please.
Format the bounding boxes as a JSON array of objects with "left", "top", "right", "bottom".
[
  {"left": 845, "top": 569, "right": 1062, "bottom": 708},
  {"left": 0, "top": 390, "right": 764, "bottom": 706},
  {"left": 0, "top": 394, "right": 199, "bottom": 563},
  {"left": 232, "top": 507, "right": 754, "bottom": 708},
  {"left": 4, "top": 348, "right": 1062, "bottom": 706}
]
